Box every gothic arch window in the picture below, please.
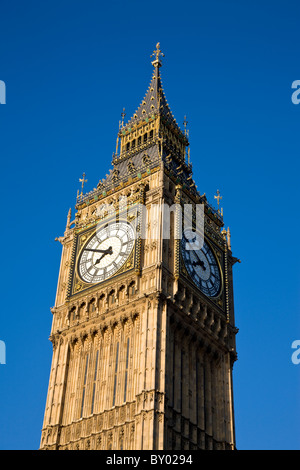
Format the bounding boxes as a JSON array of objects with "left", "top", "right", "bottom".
[
  {"left": 128, "top": 281, "right": 135, "bottom": 296},
  {"left": 109, "top": 290, "right": 116, "bottom": 306},
  {"left": 149, "top": 129, "right": 153, "bottom": 139},
  {"left": 89, "top": 298, "right": 96, "bottom": 314},
  {"left": 143, "top": 133, "right": 147, "bottom": 143},
  {"left": 70, "top": 306, "right": 77, "bottom": 321},
  {"left": 119, "top": 285, "right": 126, "bottom": 302},
  {"left": 98, "top": 294, "right": 105, "bottom": 310},
  {"left": 123, "top": 337, "right": 130, "bottom": 403},
  {"left": 137, "top": 136, "right": 141, "bottom": 146},
  {"left": 79, "top": 302, "right": 86, "bottom": 318},
  {"left": 91, "top": 349, "right": 99, "bottom": 415},
  {"left": 80, "top": 353, "right": 89, "bottom": 418},
  {"left": 112, "top": 342, "right": 119, "bottom": 407}
]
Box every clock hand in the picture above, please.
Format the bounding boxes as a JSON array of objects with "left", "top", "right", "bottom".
[
  {"left": 192, "top": 253, "right": 206, "bottom": 270},
  {"left": 86, "top": 247, "right": 113, "bottom": 254},
  {"left": 192, "top": 259, "right": 206, "bottom": 269},
  {"left": 94, "top": 247, "right": 113, "bottom": 265}
]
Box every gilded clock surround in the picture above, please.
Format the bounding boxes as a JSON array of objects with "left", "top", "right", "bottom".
[
  {"left": 71, "top": 220, "right": 137, "bottom": 296},
  {"left": 40, "top": 44, "right": 239, "bottom": 451}
]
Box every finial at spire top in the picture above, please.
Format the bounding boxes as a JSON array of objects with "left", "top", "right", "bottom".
[{"left": 151, "top": 42, "right": 164, "bottom": 68}]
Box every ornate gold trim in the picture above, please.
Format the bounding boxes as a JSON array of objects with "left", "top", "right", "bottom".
[{"left": 71, "top": 220, "right": 137, "bottom": 296}]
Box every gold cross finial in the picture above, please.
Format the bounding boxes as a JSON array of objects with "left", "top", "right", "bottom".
[
  {"left": 214, "top": 189, "right": 222, "bottom": 214},
  {"left": 151, "top": 43, "right": 164, "bottom": 67},
  {"left": 79, "top": 172, "right": 87, "bottom": 195}
]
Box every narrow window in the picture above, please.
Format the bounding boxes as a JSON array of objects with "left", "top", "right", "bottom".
[
  {"left": 129, "top": 283, "right": 135, "bottom": 295},
  {"left": 91, "top": 350, "right": 99, "bottom": 414},
  {"left": 119, "top": 286, "right": 126, "bottom": 301},
  {"left": 124, "top": 338, "right": 130, "bottom": 402},
  {"left": 98, "top": 294, "right": 105, "bottom": 310},
  {"left": 110, "top": 291, "right": 115, "bottom": 305},
  {"left": 172, "top": 339, "right": 175, "bottom": 407},
  {"left": 80, "top": 354, "right": 89, "bottom": 418},
  {"left": 180, "top": 350, "right": 184, "bottom": 412},
  {"left": 143, "top": 133, "right": 147, "bottom": 143},
  {"left": 112, "top": 342, "right": 119, "bottom": 407},
  {"left": 72, "top": 308, "right": 76, "bottom": 321},
  {"left": 203, "top": 363, "right": 207, "bottom": 429}
]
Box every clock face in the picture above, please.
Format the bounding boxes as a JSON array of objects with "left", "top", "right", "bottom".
[
  {"left": 181, "top": 230, "right": 221, "bottom": 297},
  {"left": 78, "top": 222, "right": 135, "bottom": 284}
]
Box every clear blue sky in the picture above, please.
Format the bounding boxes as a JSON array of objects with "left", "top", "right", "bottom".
[{"left": 0, "top": 0, "right": 299, "bottom": 450}]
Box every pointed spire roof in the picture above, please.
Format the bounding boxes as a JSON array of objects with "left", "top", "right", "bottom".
[{"left": 122, "top": 43, "right": 186, "bottom": 139}]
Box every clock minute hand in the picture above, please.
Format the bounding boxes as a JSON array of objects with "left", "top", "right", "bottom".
[{"left": 86, "top": 247, "right": 113, "bottom": 254}]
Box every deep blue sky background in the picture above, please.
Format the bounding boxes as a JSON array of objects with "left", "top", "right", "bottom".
[{"left": 0, "top": 0, "right": 299, "bottom": 450}]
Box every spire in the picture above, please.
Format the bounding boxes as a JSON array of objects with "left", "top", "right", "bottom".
[
  {"left": 227, "top": 227, "right": 231, "bottom": 250},
  {"left": 123, "top": 43, "right": 185, "bottom": 139},
  {"left": 115, "top": 108, "right": 126, "bottom": 154},
  {"left": 66, "top": 208, "right": 71, "bottom": 230}
]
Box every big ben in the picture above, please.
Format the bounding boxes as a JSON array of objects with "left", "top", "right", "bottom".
[{"left": 40, "top": 44, "right": 239, "bottom": 451}]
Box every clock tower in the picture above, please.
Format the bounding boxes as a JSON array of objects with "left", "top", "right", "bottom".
[{"left": 40, "top": 44, "right": 239, "bottom": 450}]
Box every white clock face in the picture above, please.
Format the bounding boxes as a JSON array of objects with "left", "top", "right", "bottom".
[
  {"left": 78, "top": 222, "right": 135, "bottom": 284},
  {"left": 181, "top": 231, "right": 221, "bottom": 297}
]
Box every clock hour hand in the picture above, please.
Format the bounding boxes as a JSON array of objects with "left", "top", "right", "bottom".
[
  {"left": 94, "top": 246, "right": 113, "bottom": 265},
  {"left": 192, "top": 253, "right": 206, "bottom": 270}
]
